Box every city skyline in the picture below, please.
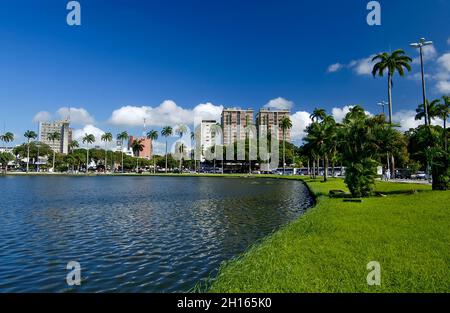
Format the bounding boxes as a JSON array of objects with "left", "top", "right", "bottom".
[{"left": 1, "top": 0, "right": 450, "bottom": 151}]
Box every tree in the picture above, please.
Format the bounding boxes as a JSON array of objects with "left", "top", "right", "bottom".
[
  {"left": 69, "top": 140, "right": 79, "bottom": 153},
  {"left": 146, "top": 130, "right": 159, "bottom": 173},
  {"left": 415, "top": 99, "right": 441, "bottom": 126},
  {"left": 161, "top": 126, "right": 173, "bottom": 173},
  {"left": 175, "top": 125, "right": 188, "bottom": 173},
  {"left": 436, "top": 96, "right": 450, "bottom": 152},
  {"left": 82, "top": 134, "right": 95, "bottom": 172},
  {"left": 310, "top": 108, "right": 327, "bottom": 122},
  {"left": 372, "top": 49, "right": 412, "bottom": 124},
  {"left": 24, "top": 130, "right": 37, "bottom": 173},
  {"left": 101, "top": 132, "right": 113, "bottom": 173},
  {"left": 131, "top": 138, "right": 144, "bottom": 172},
  {"left": 117, "top": 131, "right": 129, "bottom": 173},
  {"left": 0, "top": 152, "right": 14, "bottom": 174},
  {"left": 47, "top": 132, "right": 61, "bottom": 172},
  {"left": 280, "top": 116, "right": 293, "bottom": 175}
]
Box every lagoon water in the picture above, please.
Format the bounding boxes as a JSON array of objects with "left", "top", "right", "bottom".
[{"left": 0, "top": 176, "right": 313, "bottom": 292}]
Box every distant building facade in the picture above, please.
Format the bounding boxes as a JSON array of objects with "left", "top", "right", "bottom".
[
  {"left": 128, "top": 136, "right": 153, "bottom": 159},
  {"left": 221, "top": 107, "right": 254, "bottom": 146},
  {"left": 38, "top": 120, "right": 72, "bottom": 154},
  {"left": 256, "top": 108, "right": 291, "bottom": 142}
]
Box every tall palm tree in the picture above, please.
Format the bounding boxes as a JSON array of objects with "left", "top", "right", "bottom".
[
  {"left": 310, "top": 108, "right": 327, "bottom": 122},
  {"left": 68, "top": 140, "right": 79, "bottom": 172},
  {"left": 146, "top": 130, "right": 159, "bottom": 173},
  {"left": 190, "top": 131, "right": 196, "bottom": 173},
  {"left": 69, "top": 140, "right": 79, "bottom": 153},
  {"left": 372, "top": 49, "right": 412, "bottom": 178},
  {"left": 101, "top": 132, "right": 113, "bottom": 173},
  {"left": 47, "top": 132, "right": 60, "bottom": 172},
  {"left": 280, "top": 116, "right": 293, "bottom": 175},
  {"left": 436, "top": 96, "right": 450, "bottom": 151},
  {"left": 131, "top": 139, "right": 144, "bottom": 172},
  {"left": 0, "top": 132, "right": 14, "bottom": 173},
  {"left": 24, "top": 130, "right": 37, "bottom": 173},
  {"left": 161, "top": 126, "right": 173, "bottom": 173},
  {"left": 372, "top": 49, "right": 412, "bottom": 124},
  {"left": 415, "top": 99, "right": 441, "bottom": 126},
  {"left": 117, "top": 131, "right": 129, "bottom": 173},
  {"left": 175, "top": 125, "right": 188, "bottom": 173},
  {"left": 82, "top": 133, "right": 95, "bottom": 173}
]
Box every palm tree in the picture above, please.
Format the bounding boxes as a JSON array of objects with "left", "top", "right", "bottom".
[
  {"left": 415, "top": 99, "right": 441, "bottom": 126},
  {"left": 117, "top": 131, "right": 129, "bottom": 173},
  {"left": 190, "top": 131, "right": 196, "bottom": 173},
  {"left": 101, "top": 132, "right": 113, "bottom": 173},
  {"left": 47, "top": 132, "right": 60, "bottom": 172},
  {"left": 131, "top": 139, "right": 145, "bottom": 172},
  {"left": 280, "top": 116, "right": 293, "bottom": 175},
  {"left": 310, "top": 108, "right": 327, "bottom": 122},
  {"left": 24, "top": 130, "right": 37, "bottom": 173},
  {"left": 0, "top": 132, "right": 14, "bottom": 173},
  {"left": 175, "top": 125, "right": 188, "bottom": 173},
  {"left": 68, "top": 140, "right": 79, "bottom": 172},
  {"left": 146, "top": 130, "right": 159, "bottom": 173},
  {"left": 436, "top": 96, "right": 450, "bottom": 151},
  {"left": 161, "top": 126, "right": 173, "bottom": 173},
  {"left": 372, "top": 49, "right": 412, "bottom": 124},
  {"left": 82, "top": 133, "right": 95, "bottom": 173}
]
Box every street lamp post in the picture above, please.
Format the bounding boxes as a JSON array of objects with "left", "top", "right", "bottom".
[
  {"left": 410, "top": 38, "right": 433, "bottom": 126},
  {"left": 377, "top": 101, "right": 388, "bottom": 116}
]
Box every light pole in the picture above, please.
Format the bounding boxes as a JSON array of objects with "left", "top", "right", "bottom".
[
  {"left": 410, "top": 38, "right": 433, "bottom": 126},
  {"left": 377, "top": 101, "right": 388, "bottom": 116}
]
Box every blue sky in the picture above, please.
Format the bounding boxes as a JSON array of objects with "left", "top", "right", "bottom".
[{"left": 1, "top": 0, "right": 450, "bottom": 149}]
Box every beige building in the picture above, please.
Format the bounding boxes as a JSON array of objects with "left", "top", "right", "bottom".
[
  {"left": 221, "top": 108, "right": 254, "bottom": 145},
  {"left": 256, "top": 108, "right": 291, "bottom": 142},
  {"left": 39, "top": 120, "right": 72, "bottom": 154}
]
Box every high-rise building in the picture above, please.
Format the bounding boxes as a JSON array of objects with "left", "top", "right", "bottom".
[
  {"left": 256, "top": 108, "right": 291, "bottom": 142},
  {"left": 221, "top": 108, "right": 254, "bottom": 146},
  {"left": 128, "top": 136, "right": 153, "bottom": 159},
  {"left": 38, "top": 120, "right": 72, "bottom": 154}
]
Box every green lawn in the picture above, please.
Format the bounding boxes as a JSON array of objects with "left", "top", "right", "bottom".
[{"left": 210, "top": 177, "right": 450, "bottom": 293}]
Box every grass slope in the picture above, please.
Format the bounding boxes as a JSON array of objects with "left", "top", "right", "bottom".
[{"left": 210, "top": 178, "right": 450, "bottom": 292}]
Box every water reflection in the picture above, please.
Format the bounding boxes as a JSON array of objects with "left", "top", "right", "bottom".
[{"left": 0, "top": 176, "right": 313, "bottom": 292}]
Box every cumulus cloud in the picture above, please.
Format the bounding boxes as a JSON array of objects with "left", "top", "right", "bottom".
[
  {"left": 108, "top": 100, "right": 223, "bottom": 127},
  {"left": 264, "top": 97, "right": 294, "bottom": 110},
  {"left": 435, "top": 53, "right": 450, "bottom": 94},
  {"left": 412, "top": 45, "right": 438, "bottom": 64},
  {"left": 331, "top": 105, "right": 372, "bottom": 123},
  {"left": 72, "top": 124, "right": 107, "bottom": 147},
  {"left": 393, "top": 110, "right": 443, "bottom": 132},
  {"left": 290, "top": 111, "right": 312, "bottom": 142},
  {"left": 57, "top": 107, "right": 95, "bottom": 125},
  {"left": 349, "top": 56, "right": 375, "bottom": 76},
  {"left": 327, "top": 63, "right": 343, "bottom": 73},
  {"left": 32, "top": 111, "right": 52, "bottom": 123}
]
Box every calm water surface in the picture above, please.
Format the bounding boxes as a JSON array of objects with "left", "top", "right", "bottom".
[{"left": 0, "top": 176, "right": 313, "bottom": 292}]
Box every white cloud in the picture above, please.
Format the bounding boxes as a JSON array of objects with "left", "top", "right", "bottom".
[
  {"left": 32, "top": 111, "right": 52, "bottom": 123},
  {"left": 264, "top": 97, "right": 294, "bottom": 110},
  {"left": 393, "top": 110, "right": 443, "bottom": 131},
  {"left": 108, "top": 100, "right": 223, "bottom": 127},
  {"left": 331, "top": 105, "right": 372, "bottom": 123},
  {"left": 290, "top": 111, "right": 311, "bottom": 142},
  {"left": 57, "top": 107, "right": 95, "bottom": 125},
  {"left": 413, "top": 45, "right": 438, "bottom": 64},
  {"left": 327, "top": 63, "right": 343, "bottom": 73},
  {"left": 434, "top": 53, "right": 450, "bottom": 94},
  {"left": 437, "top": 53, "right": 450, "bottom": 72},
  {"left": 436, "top": 80, "right": 450, "bottom": 94},
  {"left": 72, "top": 124, "right": 107, "bottom": 147},
  {"left": 349, "top": 56, "right": 375, "bottom": 76}
]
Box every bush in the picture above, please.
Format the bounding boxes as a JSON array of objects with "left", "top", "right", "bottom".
[{"left": 344, "top": 158, "right": 378, "bottom": 197}]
